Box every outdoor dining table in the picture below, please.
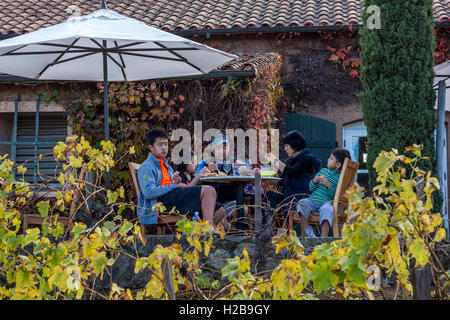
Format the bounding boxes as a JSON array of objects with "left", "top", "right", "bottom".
[{"left": 199, "top": 175, "right": 281, "bottom": 230}]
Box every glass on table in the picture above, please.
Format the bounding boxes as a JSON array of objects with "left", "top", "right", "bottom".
[{"left": 222, "top": 162, "right": 232, "bottom": 175}]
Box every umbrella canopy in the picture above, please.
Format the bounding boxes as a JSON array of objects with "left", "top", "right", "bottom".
[{"left": 0, "top": 3, "right": 236, "bottom": 81}]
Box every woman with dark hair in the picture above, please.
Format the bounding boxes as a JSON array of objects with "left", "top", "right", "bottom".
[
  {"left": 176, "top": 150, "right": 211, "bottom": 186},
  {"left": 265, "top": 130, "right": 321, "bottom": 215}
]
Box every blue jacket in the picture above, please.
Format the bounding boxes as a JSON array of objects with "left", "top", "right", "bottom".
[
  {"left": 282, "top": 148, "right": 321, "bottom": 201},
  {"left": 194, "top": 158, "right": 224, "bottom": 175},
  {"left": 137, "top": 153, "right": 179, "bottom": 224}
]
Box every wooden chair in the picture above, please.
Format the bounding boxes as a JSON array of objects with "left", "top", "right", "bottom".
[
  {"left": 128, "top": 162, "right": 184, "bottom": 235},
  {"left": 22, "top": 163, "right": 89, "bottom": 234},
  {"left": 288, "top": 158, "right": 359, "bottom": 237}
]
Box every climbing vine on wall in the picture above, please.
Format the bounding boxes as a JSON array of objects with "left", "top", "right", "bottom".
[
  {"left": 64, "top": 54, "right": 284, "bottom": 199},
  {"left": 247, "top": 54, "right": 284, "bottom": 130},
  {"left": 320, "top": 28, "right": 362, "bottom": 78},
  {"left": 320, "top": 22, "right": 449, "bottom": 79},
  {"left": 435, "top": 18, "right": 449, "bottom": 65}
]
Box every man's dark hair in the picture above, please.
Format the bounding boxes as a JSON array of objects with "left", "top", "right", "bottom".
[
  {"left": 332, "top": 148, "right": 351, "bottom": 166},
  {"left": 282, "top": 130, "right": 306, "bottom": 152},
  {"left": 147, "top": 128, "right": 168, "bottom": 145}
]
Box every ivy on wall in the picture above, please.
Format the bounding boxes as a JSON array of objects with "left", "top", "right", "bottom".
[
  {"left": 434, "top": 18, "right": 449, "bottom": 65},
  {"left": 64, "top": 54, "right": 284, "bottom": 200}
]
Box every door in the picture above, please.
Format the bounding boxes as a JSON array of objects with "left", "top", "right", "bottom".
[
  {"left": 343, "top": 121, "right": 369, "bottom": 192},
  {"left": 282, "top": 113, "right": 336, "bottom": 169}
]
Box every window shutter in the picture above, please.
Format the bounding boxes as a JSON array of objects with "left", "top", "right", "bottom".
[{"left": 15, "top": 112, "right": 67, "bottom": 184}]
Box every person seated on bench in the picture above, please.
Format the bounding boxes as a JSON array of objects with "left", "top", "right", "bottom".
[
  {"left": 137, "top": 129, "right": 230, "bottom": 233},
  {"left": 295, "top": 148, "right": 351, "bottom": 238}
]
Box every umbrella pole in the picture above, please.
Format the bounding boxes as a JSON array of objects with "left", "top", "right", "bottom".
[{"left": 103, "top": 41, "right": 111, "bottom": 189}]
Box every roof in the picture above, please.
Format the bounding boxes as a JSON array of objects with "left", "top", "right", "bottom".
[{"left": 0, "top": 0, "right": 448, "bottom": 35}]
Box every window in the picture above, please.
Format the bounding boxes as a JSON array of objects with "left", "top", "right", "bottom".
[{"left": 0, "top": 109, "right": 67, "bottom": 185}]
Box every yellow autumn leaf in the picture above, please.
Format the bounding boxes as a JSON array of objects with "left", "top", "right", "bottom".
[
  {"left": 64, "top": 191, "right": 72, "bottom": 203},
  {"left": 58, "top": 173, "right": 65, "bottom": 185},
  {"left": 17, "top": 165, "right": 27, "bottom": 174},
  {"left": 434, "top": 228, "right": 446, "bottom": 243},
  {"left": 145, "top": 277, "right": 164, "bottom": 299},
  {"left": 118, "top": 186, "right": 125, "bottom": 199},
  {"left": 193, "top": 237, "right": 202, "bottom": 252},
  {"left": 69, "top": 155, "right": 83, "bottom": 168},
  {"left": 409, "top": 239, "right": 429, "bottom": 267},
  {"left": 204, "top": 241, "right": 211, "bottom": 256}
]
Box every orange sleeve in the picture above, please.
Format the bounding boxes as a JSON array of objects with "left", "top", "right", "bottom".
[{"left": 159, "top": 159, "right": 173, "bottom": 187}]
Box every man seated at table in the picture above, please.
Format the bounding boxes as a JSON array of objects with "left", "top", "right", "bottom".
[
  {"left": 137, "top": 129, "right": 230, "bottom": 233},
  {"left": 195, "top": 136, "right": 236, "bottom": 203},
  {"left": 195, "top": 136, "right": 249, "bottom": 223}
]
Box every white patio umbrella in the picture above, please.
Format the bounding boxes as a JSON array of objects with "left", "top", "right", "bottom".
[{"left": 0, "top": 0, "right": 237, "bottom": 187}]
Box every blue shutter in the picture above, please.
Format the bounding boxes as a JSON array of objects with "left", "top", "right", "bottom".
[{"left": 15, "top": 113, "right": 67, "bottom": 184}]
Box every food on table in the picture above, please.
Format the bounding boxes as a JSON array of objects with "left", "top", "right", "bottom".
[
  {"left": 204, "top": 171, "right": 227, "bottom": 177},
  {"left": 238, "top": 166, "right": 254, "bottom": 176},
  {"left": 261, "top": 170, "right": 276, "bottom": 177}
]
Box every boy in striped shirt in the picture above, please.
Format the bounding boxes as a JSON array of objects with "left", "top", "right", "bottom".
[{"left": 296, "top": 148, "right": 351, "bottom": 238}]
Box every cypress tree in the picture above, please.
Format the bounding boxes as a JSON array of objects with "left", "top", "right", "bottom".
[{"left": 359, "top": 0, "right": 436, "bottom": 188}]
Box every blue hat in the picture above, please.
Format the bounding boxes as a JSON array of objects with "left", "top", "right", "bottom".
[{"left": 211, "top": 135, "right": 228, "bottom": 147}]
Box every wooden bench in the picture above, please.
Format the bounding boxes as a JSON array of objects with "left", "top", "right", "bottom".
[
  {"left": 129, "top": 162, "right": 184, "bottom": 235},
  {"left": 287, "top": 158, "right": 359, "bottom": 237},
  {"left": 22, "top": 163, "right": 90, "bottom": 234}
]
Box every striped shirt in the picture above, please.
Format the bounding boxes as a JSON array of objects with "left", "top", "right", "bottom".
[{"left": 309, "top": 168, "right": 341, "bottom": 205}]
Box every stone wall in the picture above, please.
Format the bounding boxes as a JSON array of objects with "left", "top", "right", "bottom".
[{"left": 94, "top": 234, "right": 339, "bottom": 291}]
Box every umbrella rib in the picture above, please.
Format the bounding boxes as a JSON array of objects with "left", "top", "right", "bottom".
[
  {"left": 434, "top": 76, "right": 450, "bottom": 87},
  {"left": 36, "top": 41, "right": 147, "bottom": 53},
  {"left": 106, "top": 53, "right": 127, "bottom": 80},
  {"left": 114, "top": 41, "right": 127, "bottom": 80},
  {"left": 109, "top": 41, "right": 146, "bottom": 51},
  {"left": 35, "top": 39, "right": 80, "bottom": 79},
  {"left": 154, "top": 41, "right": 205, "bottom": 74},
  {"left": 4, "top": 49, "right": 98, "bottom": 55},
  {"left": 1, "top": 48, "right": 201, "bottom": 55},
  {"left": 119, "top": 51, "right": 184, "bottom": 62},
  {"left": 1, "top": 44, "right": 30, "bottom": 56},
  {"left": 90, "top": 38, "right": 126, "bottom": 68},
  {"left": 30, "top": 41, "right": 200, "bottom": 53},
  {"left": 89, "top": 38, "right": 126, "bottom": 68},
  {"left": 40, "top": 42, "right": 103, "bottom": 52},
  {"left": 90, "top": 38, "right": 127, "bottom": 80},
  {"left": 40, "top": 41, "right": 144, "bottom": 52},
  {"left": 114, "top": 41, "right": 126, "bottom": 69},
  {"left": 111, "top": 47, "right": 200, "bottom": 52},
  {"left": 47, "top": 51, "right": 99, "bottom": 67}
]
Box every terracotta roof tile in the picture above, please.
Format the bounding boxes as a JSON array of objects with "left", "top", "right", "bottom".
[{"left": 0, "top": 0, "right": 448, "bottom": 35}]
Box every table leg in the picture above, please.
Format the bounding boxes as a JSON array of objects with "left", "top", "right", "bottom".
[
  {"left": 254, "top": 173, "right": 262, "bottom": 231},
  {"left": 236, "top": 182, "right": 245, "bottom": 230}
]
